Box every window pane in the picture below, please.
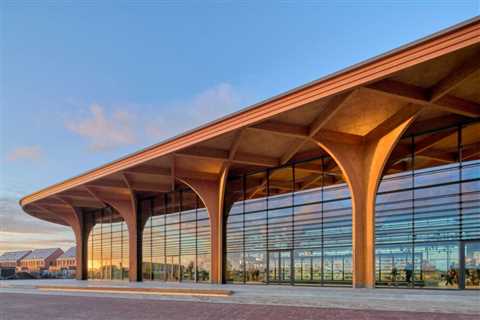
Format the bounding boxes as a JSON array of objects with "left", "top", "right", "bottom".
[
  {"left": 87, "top": 208, "right": 128, "bottom": 280},
  {"left": 140, "top": 189, "right": 210, "bottom": 283}
]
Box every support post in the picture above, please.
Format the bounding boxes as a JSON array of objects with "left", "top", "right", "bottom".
[
  {"left": 314, "top": 105, "right": 421, "bottom": 288},
  {"left": 48, "top": 198, "right": 88, "bottom": 281},
  {"left": 85, "top": 187, "right": 140, "bottom": 282},
  {"left": 76, "top": 210, "right": 89, "bottom": 280},
  {"left": 178, "top": 164, "right": 230, "bottom": 284}
]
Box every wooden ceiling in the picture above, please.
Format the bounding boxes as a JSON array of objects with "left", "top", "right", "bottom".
[{"left": 21, "top": 19, "right": 480, "bottom": 225}]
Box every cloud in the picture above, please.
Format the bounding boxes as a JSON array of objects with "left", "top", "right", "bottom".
[
  {"left": 6, "top": 146, "right": 43, "bottom": 161},
  {"left": 66, "top": 104, "right": 137, "bottom": 152},
  {"left": 145, "top": 83, "right": 242, "bottom": 140},
  {"left": 0, "top": 193, "right": 74, "bottom": 255},
  {"left": 63, "top": 83, "right": 243, "bottom": 150},
  {"left": 186, "top": 83, "right": 240, "bottom": 122},
  {"left": 0, "top": 194, "right": 70, "bottom": 235}
]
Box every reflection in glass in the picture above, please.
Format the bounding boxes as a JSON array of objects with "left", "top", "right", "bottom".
[
  {"left": 245, "top": 251, "right": 266, "bottom": 283},
  {"left": 225, "top": 157, "right": 352, "bottom": 286},
  {"left": 465, "top": 242, "right": 480, "bottom": 289},
  {"left": 140, "top": 189, "right": 210, "bottom": 282},
  {"left": 376, "top": 124, "right": 480, "bottom": 289},
  {"left": 415, "top": 243, "right": 459, "bottom": 289},
  {"left": 87, "top": 208, "right": 129, "bottom": 280}
]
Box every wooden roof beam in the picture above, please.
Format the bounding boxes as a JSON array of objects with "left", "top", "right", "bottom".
[
  {"left": 59, "top": 189, "right": 94, "bottom": 199},
  {"left": 299, "top": 173, "right": 337, "bottom": 191},
  {"left": 430, "top": 55, "right": 480, "bottom": 102},
  {"left": 387, "top": 127, "right": 457, "bottom": 169},
  {"left": 117, "top": 174, "right": 171, "bottom": 193},
  {"left": 365, "top": 79, "right": 480, "bottom": 118},
  {"left": 405, "top": 114, "right": 467, "bottom": 136},
  {"left": 170, "top": 155, "right": 176, "bottom": 191},
  {"left": 30, "top": 204, "right": 71, "bottom": 225},
  {"left": 414, "top": 128, "right": 457, "bottom": 154},
  {"left": 417, "top": 149, "right": 457, "bottom": 163},
  {"left": 234, "top": 152, "right": 279, "bottom": 167},
  {"left": 56, "top": 196, "right": 104, "bottom": 208},
  {"left": 365, "top": 104, "right": 423, "bottom": 141},
  {"left": 86, "top": 179, "right": 129, "bottom": 191},
  {"left": 249, "top": 121, "right": 309, "bottom": 139},
  {"left": 280, "top": 91, "right": 355, "bottom": 165},
  {"left": 83, "top": 186, "right": 133, "bottom": 202},
  {"left": 123, "top": 165, "right": 217, "bottom": 181},
  {"left": 228, "top": 129, "right": 245, "bottom": 160},
  {"left": 131, "top": 182, "right": 171, "bottom": 193},
  {"left": 123, "top": 165, "right": 171, "bottom": 176},
  {"left": 314, "top": 129, "right": 364, "bottom": 145},
  {"left": 309, "top": 92, "right": 355, "bottom": 136},
  {"left": 462, "top": 144, "right": 480, "bottom": 160},
  {"left": 177, "top": 146, "right": 279, "bottom": 167},
  {"left": 27, "top": 206, "right": 69, "bottom": 226},
  {"left": 83, "top": 186, "right": 108, "bottom": 205}
]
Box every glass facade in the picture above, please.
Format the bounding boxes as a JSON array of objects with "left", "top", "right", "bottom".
[
  {"left": 376, "top": 124, "right": 480, "bottom": 289},
  {"left": 225, "top": 157, "right": 352, "bottom": 285},
  {"left": 83, "top": 123, "right": 478, "bottom": 290},
  {"left": 86, "top": 207, "right": 129, "bottom": 280},
  {"left": 140, "top": 188, "right": 211, "bottom": 282}
]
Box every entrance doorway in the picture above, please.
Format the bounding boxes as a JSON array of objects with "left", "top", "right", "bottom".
[{"left": 268, "top": 250, "right": 292, "bottom": 283}]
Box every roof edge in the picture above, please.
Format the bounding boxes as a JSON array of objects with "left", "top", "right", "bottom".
[{"left": 20, "top": 16, "right": 480, "bottom": 209}]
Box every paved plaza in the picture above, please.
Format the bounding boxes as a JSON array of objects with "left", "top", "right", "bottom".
[
  {"left": 1, "top": 292, "right": 479, "bottom": 320},
  {"left": 1, "top": 280, "right": 479, "bottom": 319}
]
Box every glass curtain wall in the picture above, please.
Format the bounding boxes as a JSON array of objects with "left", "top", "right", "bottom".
[
  {"left": 140, "top": 188, "right": 211, "bottom": 282},
  {"left": 225, "top": 157, "right": 352, "bottom": 285},
  {"left": 376, "top": 123, "right": 480, "bottom": 289},
  {"left": 86, "top": 207, "right": 129, "bottom": 280}
]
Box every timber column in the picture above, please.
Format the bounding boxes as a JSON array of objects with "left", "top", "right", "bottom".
[
  {"left": 314, "top": 105, "right": 421, "bottom": 288},
  {"left": 178, "top": 165, "right": 229, "bottom": 284},
  {"left": 85, "top": 187, "right": 141, "bottom": 282}
]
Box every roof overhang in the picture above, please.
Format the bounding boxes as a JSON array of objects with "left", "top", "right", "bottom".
[{"left": 20, "top": 17, "right": 480, "bottom": 223}]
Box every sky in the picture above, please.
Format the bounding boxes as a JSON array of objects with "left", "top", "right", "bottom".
[{"left": 0, "top": 1, "right": 478, "bottom": 255}]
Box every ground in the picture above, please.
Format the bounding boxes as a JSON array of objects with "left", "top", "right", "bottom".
[
  {"left": 1, "top": 292, "right": 478, "bottom": 320},
  {"left": 0, "top": 280, "right": 478, "bottom": 320}
]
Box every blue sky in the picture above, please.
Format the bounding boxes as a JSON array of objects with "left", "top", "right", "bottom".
[{"left": 1, "top": 1, "right": 478, "bottom": 254}]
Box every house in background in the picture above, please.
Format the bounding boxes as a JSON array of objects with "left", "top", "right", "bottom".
[
  {"left": 0, "top": 250, "right": 31, "bottom": 269},
  {"left": 20, "top": 248, "right": 63, "bottom": 273},
  {"left": 53, "top": 247, "right": 76, "bottom": 277},
  {"left": 0, "top": 250, "right": 32, "bottom": 279}
]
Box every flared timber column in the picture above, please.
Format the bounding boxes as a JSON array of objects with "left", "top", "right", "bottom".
[
  {"left": 85, "top": 185, "right": 140, "bottom": 282},
  {"left": 177, "top": 164, "right": 230, "bottom": 284},
  {"left": 31, "top": 199, "right": 88, "bottom": 280},
  {"left": 313, "top": 104, "right": 422, "bottom": 288}
]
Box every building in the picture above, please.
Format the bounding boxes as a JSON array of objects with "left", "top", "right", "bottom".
[
  {"left": 52, "top": 247, "right": 77, "bottom": 277},
  {"left": 0, "top": 250, "right": 31, "bottom": 269},
  {"left": 55, "top": 247, "right": 77, "bottom": 270},
  {"left": 20, "top": 18, "right": 479, "bottom": 289},
  {"left": 20, "top": 248, "right": 64, "bottom": 273}
]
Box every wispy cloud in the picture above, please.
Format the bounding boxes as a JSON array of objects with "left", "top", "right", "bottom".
[
  {"left": 145, "top": 82, "right": 242, "bottom": 140},
  {"left": 6, "top": 146, "right": 43, "bottom": 161},
  {"left": 66, "top": 83, "right": 244, "bottom": 150},
  {"left": 65, "top": 104, "right": 137, "bottom": 152}
]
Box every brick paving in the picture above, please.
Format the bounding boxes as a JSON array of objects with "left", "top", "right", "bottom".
[{"left": 0, "top": 292, "right": 477, "bottom": 320}]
